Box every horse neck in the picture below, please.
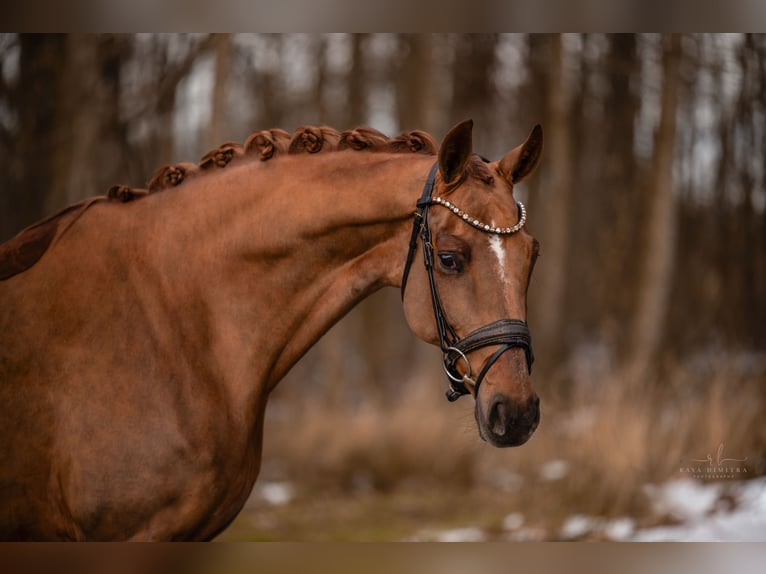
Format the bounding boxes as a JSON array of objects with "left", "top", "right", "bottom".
[{"left": 145, "top": 151, "right": 434, "bottom": 401}]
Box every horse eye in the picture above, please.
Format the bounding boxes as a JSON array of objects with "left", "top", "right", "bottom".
[{"left": 438, "top": 253, "right": 463, "bottom": 273}]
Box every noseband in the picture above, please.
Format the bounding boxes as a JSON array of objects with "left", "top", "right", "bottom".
[{"left": 401, "top": 160, "right": 534, "bottom": 402}]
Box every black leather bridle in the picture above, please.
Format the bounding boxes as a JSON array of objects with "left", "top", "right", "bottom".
[{"left": 401, "top": 160, "right": 534, "bottom": 402}]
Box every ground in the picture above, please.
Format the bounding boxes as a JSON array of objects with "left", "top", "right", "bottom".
[{"left": 219, "top": 476, "right": 766, "bottom": 542}]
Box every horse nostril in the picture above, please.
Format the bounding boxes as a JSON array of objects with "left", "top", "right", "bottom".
[
  {"left": 484, "top": 394, "right": 540, "bottom": 445},
  {"left": 489, "top": 398, "right": 509, "bottom": 437}
]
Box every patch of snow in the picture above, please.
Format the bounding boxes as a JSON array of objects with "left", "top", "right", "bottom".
[
  {"left": 539, "top": 459, "right": 570, "bottom": 482},
  {"left": 501, "top": 512, "right": 525, "bottom": 531},
  {"left": 602, "top": 517, "right": 636, "bottom": 541},
  {"left": 738, "top": 478, "right": 766, "bottom": 512},
  {"left": 507, "top": 526, "right": 547, "bottom": 541},
  {"left": 405, "top": 526, "right": 487, "bottom": 543},
  {"left": 560, "top": 514, "right": 599, "bottom": 540},
  {"left": 258, "top": 481, "right": 294, "bottom": 506},
  {"left": 643, "top": 479, "right": 722, "bottom": 522},
  {"left": 634, "top": 478, "right": 766, "bottom": 541},
  {"left": 633, "top": 511, "right": 766, "bottom": 542},
  {"left": 435, "top": 527, "right": 486, "bottom": 542}
]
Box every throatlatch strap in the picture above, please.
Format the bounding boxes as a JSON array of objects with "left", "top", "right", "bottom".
[{"left": 401, "top": 162, "right": 439, "bottom": 300}]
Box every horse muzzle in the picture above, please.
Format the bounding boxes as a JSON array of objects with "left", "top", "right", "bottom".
[{"left": 476, "top": 390, "right": 540, "bottom": 447}]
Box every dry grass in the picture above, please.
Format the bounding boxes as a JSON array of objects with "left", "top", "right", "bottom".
[
  {"left": 262, "top": 382, "right": 480, "bottom": 492},
  {"left": 232, "top": 364, "right": 765, "bottom": 540}
]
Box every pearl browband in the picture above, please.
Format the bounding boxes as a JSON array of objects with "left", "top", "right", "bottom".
[{"left": 431, "top": 197, "right": 527, "bottom": 235}]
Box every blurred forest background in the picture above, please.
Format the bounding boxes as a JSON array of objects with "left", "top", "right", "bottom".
[{"left": 0, "top": 34, "right": 764, "bottom": 540}]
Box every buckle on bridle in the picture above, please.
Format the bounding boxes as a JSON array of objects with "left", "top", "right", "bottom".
[
  {"left": 443, "top": 346, "right": 471, "bottom": 383},
  {"left": 443, "top": 346, "right": 478, "bottom": 402}
]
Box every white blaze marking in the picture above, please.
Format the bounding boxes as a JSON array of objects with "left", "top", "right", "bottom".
[{"left": 488, "top": 234, "right": 508, "bottom": 285}]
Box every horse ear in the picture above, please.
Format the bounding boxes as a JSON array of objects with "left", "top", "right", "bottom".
[
  {"left": 438, "top": 119, "right": 473, "bottom": 185},
  {"left": 498, "top": 124, "right": 543, "bottom": 184}
]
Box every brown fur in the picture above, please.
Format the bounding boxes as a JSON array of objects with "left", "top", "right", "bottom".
[
  {"left": 0, "top": 121, "right": 544, "bottom": 540},
  {"left": 466, "top": 155, "right": 495, "bottom": 186}
]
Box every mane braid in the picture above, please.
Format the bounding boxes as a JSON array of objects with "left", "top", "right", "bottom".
[
  {"left": 147, "top": 162, "right": 200, "bottom": 193},
  {"left": 199, "top": 142, "right": 244, "bottom": 170},
  {"left": 125, "top": 125, "right": 439, "bottom": 199},
  {"left": 288, "top": 126, "right": 341, "bottom": 154},
  {"left": 244, "top": 129, "right": 291, "bottom": 160},
  {"left": 107, "top": 185, "right": 148, "bottom": 202},
  {"left": 338, "top": 127, "right": 389, "bottom": 151}
]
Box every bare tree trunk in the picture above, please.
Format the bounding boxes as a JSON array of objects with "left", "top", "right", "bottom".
[
  {"left": 600, "top": 34, "right": 641, "bottom": 351},
  {"left": 397, "top": 34, "right": 434, "bottom": 131},
  {"left": 2, "top": 35, "right": 65, "bottom": 241},
  {"left": 347, "top": 34, "right": 366, "bottom": 127},
  {"left": 45, "top": 35, "right": 129, "bottom": 212},
  {"left": 520, "top": 34, "right": 549, "bottom": 251},
  {"left": 625, "top": 34, "right": 682, "bottom": 383},
  {"left": 209, "top": 34, "right": 232, "bottom": 147},
  {"left": 314, "top": 35, "right": 329, "bottom": 124},
  {"left": 449, "top": 34, "right": 497, "bottom": 142},
  {"left": 253, "top": 35, "right": 283, "bottom": 128},
  {"left": 155, "top": 62, "right": 177, "bottom": 165},
  {"left": 752, "top": 34, "right": 766, "bottom": 350},
  {"left": 535, "top": 35, "right": 574, "bottom": 361},
  {"left": 734, "top": 34, "right": 765, "bottom": 349}
]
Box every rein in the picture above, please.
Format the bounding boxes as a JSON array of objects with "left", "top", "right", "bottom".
[{"left": 401, "top": 159, "right": 534, "bottom": 402}]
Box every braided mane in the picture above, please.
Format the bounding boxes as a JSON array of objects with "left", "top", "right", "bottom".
[{"left": 131, "top": 125, "right": 437, "bottom": 196}]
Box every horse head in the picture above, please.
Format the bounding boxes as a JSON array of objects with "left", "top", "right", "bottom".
[{"left": 402, "top": 119, "right": 543, "bottom": 447}]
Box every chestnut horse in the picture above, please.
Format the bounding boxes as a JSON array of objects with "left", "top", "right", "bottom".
[{"left": 0, "top": 119, "right": 542, "bottom": 540}]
